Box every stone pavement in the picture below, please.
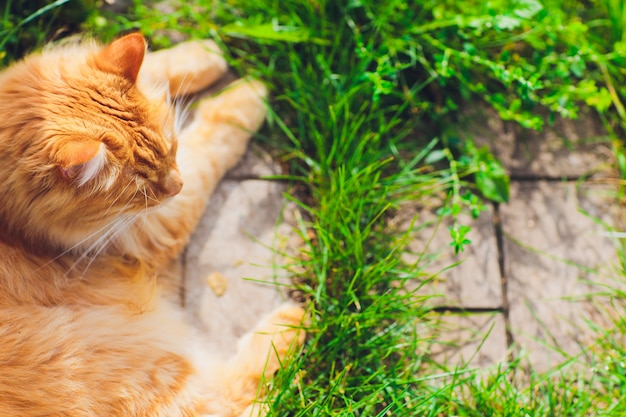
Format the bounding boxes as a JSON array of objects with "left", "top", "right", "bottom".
[
  {"left": 181, "top": 104, "right": 622, "bottom": 371},
  {"left": 416, "top": 107, "right": 621, "bottom": 371},
  {"left": 182, "top": 145, "right": 298, "bottom": 357}
]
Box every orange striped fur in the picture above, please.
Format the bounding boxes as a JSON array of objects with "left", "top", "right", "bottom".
[{"left": 0, "top": 33, "right": 304, "bottom": 416}]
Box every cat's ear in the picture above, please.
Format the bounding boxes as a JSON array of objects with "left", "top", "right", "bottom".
[
  {"left": 92, "top": 33, "right": 146, "bottom": 83},
  {"left": 54, "top": 138, "right": 106, "bottom": 185}
]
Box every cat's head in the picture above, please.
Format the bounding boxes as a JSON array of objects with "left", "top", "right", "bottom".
[{"left": 0, "top": 33, "right": 183, "bottom": 252}]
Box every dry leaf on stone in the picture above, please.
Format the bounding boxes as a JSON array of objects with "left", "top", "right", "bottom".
[{"left": 206, "top": 272, "right": 228, "bottom": 296}]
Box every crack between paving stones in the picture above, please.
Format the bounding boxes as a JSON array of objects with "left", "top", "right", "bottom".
[
  {"left": 225, "top": 175, "right": 292, "bottom": 182},
  {"left": 493, "top": 203, "right": 515, "bottom": 357},
  {"left": 432, "top": 306, "right": 502, "bottom": 313},
  {"left": 510, "top": 175, "right": 602, "bottom": 182}
]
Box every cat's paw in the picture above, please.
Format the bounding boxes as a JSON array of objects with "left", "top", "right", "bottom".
[
  {"left": 173, "top": 40, "right": 228, "bottom": 95},
  {"left": 243, "top": 304, "right": 306, "bottom": 378},
  {"left": 142, "top": 39, "right": 228, "bottom": 97},
  {"left": 177, "top": 78, "right": 267, "bottom": 175},
  {"left": 263, "top": 304, "right": 307, "bottom": 356},
  {"left": 237, "top": 402, "right": 269, "bottom": 417},
  {"left": 195, "top": 79, "right": 268, "bottom": 135},
  {"left": 213, "top": 305, "right": 305, "bottom": 417}
]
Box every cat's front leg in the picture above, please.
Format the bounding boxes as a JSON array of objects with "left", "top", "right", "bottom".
[
  {"left": 139, "top": 39, "right": 228, "bottom": 97},
  {"left": 180, "top": 79, "right": 268, "bottom": 176}
]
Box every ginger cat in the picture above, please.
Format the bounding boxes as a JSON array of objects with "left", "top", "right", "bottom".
[{"left": 0, "top": 33, "right": 305, "bottom": 416}]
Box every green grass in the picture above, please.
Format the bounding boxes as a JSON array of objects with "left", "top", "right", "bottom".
[
  {"left": 4, "top": 0, "right": 626, "bottom": 416},
  {"left": 0, "top": 0, "right": 93, "bottom": 66}
]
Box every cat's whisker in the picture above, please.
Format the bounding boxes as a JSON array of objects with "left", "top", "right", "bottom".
[
  {"left": 79, "top": 214, "right": 136, "bottom": 276},
  {"left": 173, "top": 72, "right": 191, "bottom": 100},
  {"left": 174, "top": 97, "right": 192, "bottom": 136},
  {"left": 64, "top": 224, "right": 118, "bottom": 278},
  {"left": 147, "top": 189, "right": 160, "bottom": 204},
  {"left": 142, "top": 185, "right": 150, "bottom": 220},
  {"left": 138, "top": 184, "right": 161, "bottom": 205},
  {"left": 37, "top": 179, "right": 139, "bottom": 272},
  {"left": 65, "top": 188, "right": 141, "bottom": 276},
  {"left": 133, "top": 185, "right": 150, "bottom": 236},
  {"left": 143, "top": 185, "right": 148, "bottom": 209},
  {"left": 161, "top": 76, "right": 179, "bottom": 136},
  {"left": 100, "top": 178, "right": 135, "bottom": 220},
  {"left": 168, "top": 73, "right": 193, "bottom": 135},
  {"left": 35, "top": 217, "right": 126, "bottom": 272},
  {"left": 67, "top": 228, "right": 116, "bottom": 276}
]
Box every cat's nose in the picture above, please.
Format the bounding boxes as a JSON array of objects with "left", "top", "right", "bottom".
[{"left": 162, "top": 169, "right": 183, "bottom": 197}]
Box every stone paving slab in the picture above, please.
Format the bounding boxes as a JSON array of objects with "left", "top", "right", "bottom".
[
  {"left": 402, "top": 206, "right": 502, "bottom": 309},
  {"left": 501, "top": 180, "right": 619, "bottom": 370},
  {"left": 181, "top": 114, "right": 623, "bottom": 372},
  {"left": 225, "top": 143, "right": 282, "bottom": 179},
  {"left": 429, "top": 312, "right": 508, "bottom": 368},
  {"left": 184, "top": 174, "right": 296, "bottom": 356},
  {"left": 466, "top": 107, "right": 614, "bottom": 179}
]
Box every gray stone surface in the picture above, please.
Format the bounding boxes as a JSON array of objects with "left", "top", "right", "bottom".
[
  {"left": 179, "top": 109, "right": 623, "bottom": 372},
  {"left": 225, "top": 143, "right": 282, "bottom": 179},
  {"left": 183, "top": 175, "right": 297, "bottom": 356},
  {"left": 465, "top": 107, "right": 614, "bottom": 179},
  {"left": 501, "top": 181, "right": 619, "bottom": 370},
  {"left": 429, "top": 312, "right": 508, "bottom": 368},
  {"left": 403, "top": 206, "right": 502, "bottom": 309}
]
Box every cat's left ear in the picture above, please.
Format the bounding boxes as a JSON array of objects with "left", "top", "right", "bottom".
[
  {"left": 54, "top": 138, "right": 106, "bottom": 184},
  {"left": 92, "top": 32, "right": 146, "bottom": 83}
]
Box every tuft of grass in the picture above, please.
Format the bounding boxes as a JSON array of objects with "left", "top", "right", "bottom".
[
  {"left": 196, "top": 3, "right": 463, "bottom": 414},
  {"left": 0, "top": 0, "right": 94, "bottom": 67}
]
